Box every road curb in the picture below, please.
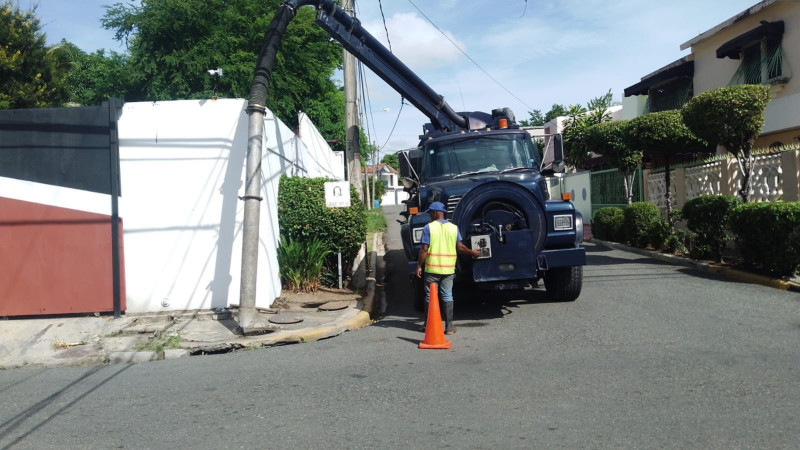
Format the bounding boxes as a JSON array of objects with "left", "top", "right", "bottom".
[{"left": 589, "top": 238, "right": 800, "bottom": 293}]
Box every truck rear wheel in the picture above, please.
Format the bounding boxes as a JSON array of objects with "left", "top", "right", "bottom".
[
  {"left": 412, "top": 277, "right": 425, "bottom": 312},
  {"left": 544, "top": 266, "right": 583, "bottom": 302}
]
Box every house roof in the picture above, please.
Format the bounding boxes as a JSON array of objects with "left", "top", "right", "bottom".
[
  {"left": 624, "top": 57, "right": 694, "bottom": 97},
  {"left": 680, "top": 0, "right": 783, "bottom": 50},
  {"left": 364, "top": 163, "right": 398, "bottom": 175}
]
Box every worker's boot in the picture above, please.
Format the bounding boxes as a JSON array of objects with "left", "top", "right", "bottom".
[{"left": 444, "top": 301, "right": 455, "bottom": 335}]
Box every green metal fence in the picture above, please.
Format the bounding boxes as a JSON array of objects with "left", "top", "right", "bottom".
[{"left": 590, "top": 166, "right": 643, "bottom": 218}]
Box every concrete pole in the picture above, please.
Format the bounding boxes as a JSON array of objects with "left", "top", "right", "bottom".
[
  {"left": 238, "top": 108, "right": 265, "bottom": 329},
  {"left": 342, "top": 0, "right": 363, "bottom": 201},
  {"left": 372, "top": 143, "right": 378, "bottom": 207}
]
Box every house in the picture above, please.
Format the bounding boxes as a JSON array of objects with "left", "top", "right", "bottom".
[
  {"left": 624, "top": 0, "right": 800, "bottom": 148},
  {"left": 364, "top": 163, "right": 409, "bottom": 206}
]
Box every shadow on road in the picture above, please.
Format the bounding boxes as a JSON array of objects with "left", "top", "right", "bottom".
[{"left": 0, "top": 364, "right": 132, "bottom": 449}]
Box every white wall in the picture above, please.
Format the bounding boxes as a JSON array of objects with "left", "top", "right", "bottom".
[
  {"left": 381, "top": 188, "right": 409, "bottom": 206},
  {"left": 546, "top": 172, "right": 592, "bottom": 221},
  {"left": 118, "top": 99, "right": 339, "bottom": 312},
  {"left": 297, "top": 112, "right": 345, "bottom": 180}
]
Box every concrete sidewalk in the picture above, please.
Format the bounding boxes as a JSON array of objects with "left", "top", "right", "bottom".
[{"left": 0, "top": 234, "right": 384, "bottom": 370}]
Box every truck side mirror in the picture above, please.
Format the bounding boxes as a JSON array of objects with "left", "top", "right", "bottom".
[
  {"left": 553, "top": 134, "right": 564, "bottom": 163},
  {"left": 399, "top": 148, "right": 422, "bottom": 187}
]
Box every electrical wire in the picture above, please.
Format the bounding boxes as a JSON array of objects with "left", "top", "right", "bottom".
[
  {"left": 379, "top": 99, "right": 406, "bottom": 151},
  {"left": 405, "top": 0, "right": 535, "bottom": 112},
  {"left": 374, "top": 0, "right": 404, "bottom": 153},
  {"left": 377, "top": 0, "right": 393, "bottom": 52}
]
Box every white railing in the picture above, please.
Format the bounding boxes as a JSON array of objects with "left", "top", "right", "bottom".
[
  {"left": 645, "top": 150, "right": 799, "bottom": 210},
  {"left": 734, "top": 153, "right": 783, "bottom": 202},
  {"left": 685, "top": 161, "right": 724, "bottom": 198},
  {"left": 647, "top": 171, "right": 678, "bottom": 210}
]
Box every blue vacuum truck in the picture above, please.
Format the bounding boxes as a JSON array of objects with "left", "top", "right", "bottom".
[{"left": 249, "top": 0, "right": 586, "bottom": 310}]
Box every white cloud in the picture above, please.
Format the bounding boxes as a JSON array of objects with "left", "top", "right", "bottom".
[{"left": 361, "top": 12, "right": 465, "bottom": 71}]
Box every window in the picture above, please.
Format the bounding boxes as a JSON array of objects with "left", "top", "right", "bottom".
[
  {"left": 422, "top": 133, "right": 540, "bottom": 180},
  {"left": 730, "top": 37, "right": 788, "bottom": 86}
]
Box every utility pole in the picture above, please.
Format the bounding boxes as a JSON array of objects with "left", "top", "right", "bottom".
[
  {"left": 372, "top": 142, "right": 378, "bottom": 208},
  {"left": 342, "top": 0, "right": 363, "bottom": 200}
]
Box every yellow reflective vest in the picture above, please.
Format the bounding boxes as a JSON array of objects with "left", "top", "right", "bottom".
[{"left": 425, "top": 220, "right": 458, "bottom": 275}]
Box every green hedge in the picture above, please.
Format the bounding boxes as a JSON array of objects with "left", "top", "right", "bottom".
[
  {"left": 278, "top": 176, "right": 367, "bottom": 280},
  {"left": 592, "top": 207, "right": 625, "bottom": 241},
  {"left": 624, "top": 202, "right": 662, "bottom": 248},
  {"left": 682, "top": 195, "right": 741, "bottom": 261},
  {"left": 730, "top": 202, "right": 800, "bottom": 276}
]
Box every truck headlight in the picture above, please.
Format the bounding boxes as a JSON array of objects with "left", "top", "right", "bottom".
[
  {"left": 553, "top": 214, "right": 573, "bottom": 231},
  {"left": 412, "top": 227, "right": 424, "bottom": 243}
]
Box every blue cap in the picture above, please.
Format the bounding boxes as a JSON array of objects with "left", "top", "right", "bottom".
[{"left": 425, "top": 201, "right": 446, "bottom": 213}]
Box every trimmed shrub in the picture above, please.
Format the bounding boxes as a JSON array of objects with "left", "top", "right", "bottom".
[
  {"left": 277, "top": 236, "right": 331, "bottom": 292},
  {"left": 646, "top": 218, "right": 671, "bottom": 251},
  {"left": 729, "top": 202, "right": 800, "bottom": 276},
  {"left": 682, "top": 85, "right": 771, "bottom": 202},
  {"left": 624, "top": 202, "right": 662, "bottom": 248},
  {"left": 278, "top": 176, "right": 367, "bottom": 284},
  {"left": 682, "top": 195, "right": 741, "bottom": 261},
  {"left": 592, "top": 207, "right": 625, "bottom": 241}
]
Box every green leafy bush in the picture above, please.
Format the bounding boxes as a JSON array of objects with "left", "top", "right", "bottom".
[
  {"left": 646, "top": 218, "right": 671, "bottom": 251},
  {"left": 681, "top": 195, "right": 741, "bottom": 261},
  {"left": 626, "top": 110, "right": 706, "bottom": 217},
  {"left": 277, "top": 235, "right": 332, "bottom": 292},
  {"left": 278, "top": 176, "right": 367, "bottom": 285},
  {"left": 730, "top": 202, "right": 800, "bottom": 276},
  {"left": 624, "top": 202, "right": 662, "bottom": 248},
  {"left": 665, "top": 228, "right": 688, "bottom": 254},
  {"left": 592, "top": 207, "right": 625, "bottom": 241}
]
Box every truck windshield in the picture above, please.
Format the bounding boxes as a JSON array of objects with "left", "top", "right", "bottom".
[{"left": 422, "top": 133, "right": 540, "bottom": 180}]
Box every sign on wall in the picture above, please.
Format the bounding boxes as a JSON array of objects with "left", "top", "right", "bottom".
[{"left": 324, "top": 181, "right": 351, "bottom": 208}]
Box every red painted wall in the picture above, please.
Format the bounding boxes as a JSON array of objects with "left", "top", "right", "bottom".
[{"left": 0, "top": 197, "right": 125, "bottom": 316}]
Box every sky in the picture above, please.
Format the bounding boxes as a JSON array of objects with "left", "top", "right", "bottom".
[{"left": 31, "top": 0, "right": 760, "bottom": 158}]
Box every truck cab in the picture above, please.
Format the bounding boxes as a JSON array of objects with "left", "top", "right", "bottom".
[{"left": 399, "top": 112, "right": 586, "bottom": 310}]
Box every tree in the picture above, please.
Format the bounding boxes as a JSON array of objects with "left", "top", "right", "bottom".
[
  {"left": 562, "top": 90, "right": 615, "bottom": 169},
  {"left": 50, "top": 40, "right": 130, "bottom": 106},
  {"left": 584, "top": 120, "right": 641, "bottom": 205},
  {"left": 627, "top": 110, "right": 705, "bottom": 220},
  {"left": 102, "top": 0, "right": 344, "bottom": 141},
  {"left": 519, "top": 109, "right": 544, "bottom": 127},
  {"left": 544, "top": 104, "right": 568, "bottom": 123},
  {"left": 681, "top": 85, "right": 771, "bottom": 203},
  {"left": 519, "top": 104, "right": 569, "bottom": 127},
  {"left": 381, "top": 153, "right": 399, "bottom": 171},
  {"left": 0, "top": 2, "right": 68, "bottom": 109}
]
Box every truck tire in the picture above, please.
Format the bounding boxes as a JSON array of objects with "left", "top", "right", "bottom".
[
  {"left": 452, "top": 181, "right": 547, "bottom": 255},
  {"left": 412, "top": 277, "right": 425, "bottom": 312},
  {"left": 544, "top": 266, "right": 583, "bottom": 302}
]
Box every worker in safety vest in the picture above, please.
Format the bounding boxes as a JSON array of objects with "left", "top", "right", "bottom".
[{"left": 416, "top": 201, "right": 480, "bottom": 334}]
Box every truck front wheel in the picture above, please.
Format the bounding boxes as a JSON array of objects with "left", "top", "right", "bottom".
[{"left": 544, "top": 266, "right": 583, "bottom": 302}]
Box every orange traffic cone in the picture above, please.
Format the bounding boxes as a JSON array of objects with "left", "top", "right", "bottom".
[{"left": 419, "top": 282, "right": 451, "bottom": 350}]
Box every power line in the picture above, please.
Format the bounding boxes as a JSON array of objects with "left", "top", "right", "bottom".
[
  {"left": 405, "top": 0, "right": 536, "bottom": 112},
  {"left": 377, "top": 0, "right": 393, "bottom": 52},
  {"left": 380, "top": 100, "right": 406, "bottom": 152},
  {"left": 374, "top": 0, "right": 405, "bottom": 153}
]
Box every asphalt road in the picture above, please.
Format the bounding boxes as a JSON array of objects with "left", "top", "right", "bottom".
[{"left": 1, "top": 205, "right": 799, "bottom": 449}]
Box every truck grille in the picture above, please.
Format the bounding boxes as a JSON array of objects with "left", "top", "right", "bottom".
[{"left": 446, "top": 195, "right": 463, "bottom": 218}]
